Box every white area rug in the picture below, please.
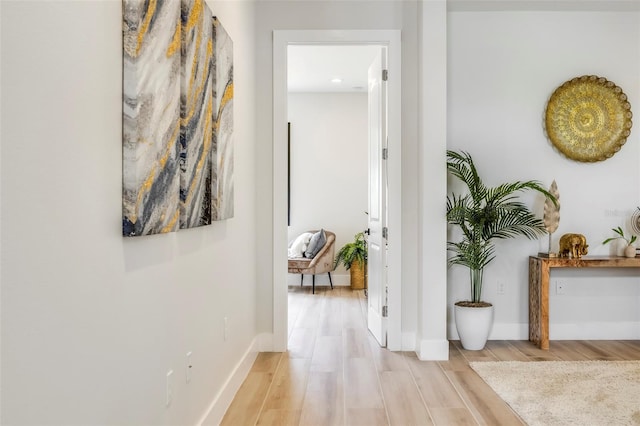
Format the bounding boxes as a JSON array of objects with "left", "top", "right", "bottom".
[{"left": 469, "top": 361, "right": 640, "bottom": 426}]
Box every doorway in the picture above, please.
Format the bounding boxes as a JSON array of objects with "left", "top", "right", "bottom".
[
  {"left": 286, "top": 44, "right": 378, "bottom": 288},
  {"left": 272, "top": 30, "right": 402, "bottom": 352}
]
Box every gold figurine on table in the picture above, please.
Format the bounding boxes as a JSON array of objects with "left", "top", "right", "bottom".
[{"left": 559, "top": 233, "right": 588, "bottom": 258}]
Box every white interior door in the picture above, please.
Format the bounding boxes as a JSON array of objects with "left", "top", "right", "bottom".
[{"left": 367, "top": 49, "right": 387, "bottom": 347}]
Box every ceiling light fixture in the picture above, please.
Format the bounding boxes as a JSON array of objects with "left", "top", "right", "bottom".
[{"left": 331, "top": 78, "right": 342, "bottom": 83}]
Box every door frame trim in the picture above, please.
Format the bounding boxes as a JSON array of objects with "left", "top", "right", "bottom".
[{"left": 272, "top": 30, "right": 402, "bottom": 351}]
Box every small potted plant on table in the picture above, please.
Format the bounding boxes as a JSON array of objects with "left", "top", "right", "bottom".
[{"left": 602, "top": 227, "right": 637, "bottom": 258}]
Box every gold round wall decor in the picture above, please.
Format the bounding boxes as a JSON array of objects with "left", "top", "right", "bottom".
[{"left": 545, "top": 75, "right": 632, "bottom": 162}]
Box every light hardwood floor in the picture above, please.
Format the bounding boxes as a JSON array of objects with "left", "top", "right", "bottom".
[{"left": 221, "top": 286, "right": 640, "bottom": 426}]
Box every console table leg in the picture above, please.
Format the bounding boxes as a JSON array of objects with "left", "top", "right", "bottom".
[
  {"left": 529, "top": 257, "right": 550, "bottom": 350},
  {"left": 529, "top": 257, "right": 541, "bottom": 347},
  {"left": 539, "top": 262, "right": 550, "bottom": 350}
]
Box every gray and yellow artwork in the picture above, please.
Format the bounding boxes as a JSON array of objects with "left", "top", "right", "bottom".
[
  {"left": 122, "top": 0, "right": 181, "bottom": 236},
  {"left": 212, "top": 17, "right": 234, "bottom": 221},
  {"left": 122, "top": 0, "right": 234, "bottom": 236},
  {"left": 180, "top": 0, "right": 214, "bottom": 228}
]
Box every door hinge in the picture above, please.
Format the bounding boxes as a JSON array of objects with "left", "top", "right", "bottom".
[
  {"left": 382, "top": 69, "right": 388, "bottom": 81},
  {"left": 382, "top": 305, "right": 388, "bottom": 318},
  {"left": 382, "top": 148, "right": 388, "bottom": 160},
  {"left": 382, "top": 227, "right": 388, "bottom": 239}
]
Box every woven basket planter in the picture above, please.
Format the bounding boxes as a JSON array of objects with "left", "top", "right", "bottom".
[{"left": 349, "top": 259, "right": 367, "bottom": 290}]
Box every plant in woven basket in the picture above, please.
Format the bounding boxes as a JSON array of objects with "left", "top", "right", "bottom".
[
  {"left": 334, "top": 232, "right": 367, "bottom": 270},
  {"left": 334, "top": 232, "right": 368, "bottom": 289}
]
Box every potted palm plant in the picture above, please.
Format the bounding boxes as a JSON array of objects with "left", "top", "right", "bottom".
[
  {"left": 446, "top": 150, "right": 556, "bottom": 350},
  {"left": 334, "top": 232, "right": 368, "bottom": 289}
]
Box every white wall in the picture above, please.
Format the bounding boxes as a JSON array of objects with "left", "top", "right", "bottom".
[
  {"left": 0, "top": 1, "right": 258, "bottom": 424},
  {"left": 417, "top": 0, "right": 449, "bottom": 360},
  {"left": 447, "top": 10, "right": 640, "bottom": 340},
  {"left": 254, "top": 1, "right": 420, "bottom": 348},
  {"left": 287, "top": 93, "right": 368, "bottom": 286}
]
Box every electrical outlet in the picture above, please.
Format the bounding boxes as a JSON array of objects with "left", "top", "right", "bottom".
[
  {"left": 186, "top": 352, "right": 193, "bottom": 384},
  {"left": 224, "top": 317, "right": 229, "bottom": 341},
  {"left": 497, "top": 280, "right": 505, "bottom": 295},
  {"left": 556, "top": 281, "right": 565, "bottom": 295},
  {"left": 166, "top": 370, "right": 173, "bottom": 407}
]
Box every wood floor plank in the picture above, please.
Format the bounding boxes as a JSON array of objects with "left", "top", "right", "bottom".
[
  {"left": 405, "top": 356, "right": 468, "bottom": 410},
  {"left": 587, "top": 340, "right": 640, "bottom": 360},
  {"left": 452, "top": 340, "right": 499, "bottom": 363},
  {"left": 379, "top": 370, "right": 434, "bottom": 426},
  {"left": 256, "top": 409, "right": 302, "bottom": 426},
  {"left": 310, "top": 335, "right": 343, "bottom": 372},
  {"left": 343, "top": 358, "right": 385, "bottom": 410},
  {"left": 439, "top": 340, "right": 474, "bottom": 372},
  {"left": 318, "top": 294, "right": 342, "bottom": 337},
  {"left": 252, "top": 352, "right": 283, "bottom": 373},
  {"left": 294, "top": 294, "right": 324, "bottom": 329},
  {"left": 287, "top": 327, "right": 317, "bottom": 359},
  {"left": 342, "top": 297, "right": 367, "bottom": 329},
  {"left": 508, "top": 339, "right": 562, "bottom": 361},
  {"left": 546, "top": 340, "right": 592, "bottom": 361},
  {"left": 429, "top": 407, "right": 479, "bottom": 426},
  {"left": 220, "top": 371, "right": 275, "bottom": 426},
  {"left": 445, "top": 369, "right": 525, "bottom": 426},
  {"left": 257, "top": 354, "right": 308, "bottom": 426},
  {"left": 622, "top": 339, "right": 640, "bottom": 349},
  {"left": 299, "top": 371, "right": 344, "bottom": 426},
  {"left": 368, "top": 335, "right": 409, "bottom": 372},
  {"left": 485, "top": 340, "right": 529, "bottom": 361},
  {"left": 221, "top": 353, "right": 282, "bottom": 425},
  {"left": 288, "top": 290, "right": 305, "bottom": 337},
  {"left": 261, "top": 356, "right": 310, "bottom": 411},
  {"left": 620, "top": 340, "right": 640, "bottom": 353},
  {"left": 458, "top": 348, "right": 499, "bottom": 363},
  {"left": 343, "top": 327, "right": 370, "bottom": 359},
  {"left": 346, "top": 408, "right": 389, "bottom": 426},
  {"left": 570, "top": 340, "right": 621, "bottom": 360}
]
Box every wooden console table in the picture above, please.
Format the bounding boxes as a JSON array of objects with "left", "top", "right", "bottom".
[{"left": 529, "top": 255, "right": 640, "bottom": 350}]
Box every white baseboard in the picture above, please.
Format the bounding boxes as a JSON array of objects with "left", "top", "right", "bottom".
[
  {"left": 488, "top": 323, "right": 529, "bottom": 340},
  {"left": 197, "top": 336, "right": 260, "bottom": 426},
  {"left": 549, "top": 322, "right": 640, "bottom": 340},
  {"left": 448, "top": 321, "right": 640, "bottom": 341},
  {"left": 331, "top": 273, "right": 350, "bottom": 286},
  {"left": 417, "top": 338, "right": 449, "bottom": 360},
  {"left": 286, "top": 272, "right": 350, "bottom": 287}
]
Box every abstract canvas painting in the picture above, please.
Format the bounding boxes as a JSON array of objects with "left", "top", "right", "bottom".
[
  {"left": 180, "top": 0, "right": 214, "bottom": 228},
  {"left": 122, "top": 1, "right": 234, "bottom": 236},
  {"left": 122, "top": 0, "right": 181, "bottom": 236},
  {"left": 212, "top": 17, "right": 234, "bottom": 221}
]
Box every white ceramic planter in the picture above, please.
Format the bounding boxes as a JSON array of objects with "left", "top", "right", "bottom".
[
  {"left": 454, "top": 304, "right": 494, "bottom": 350},
  {"left": 624, "top": 245, "right": 636, "bottom": 258}
]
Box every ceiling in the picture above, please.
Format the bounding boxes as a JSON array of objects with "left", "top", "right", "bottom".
[
  {"left": 286, "top": 2, "right": 640, "bottom": 94},
  {"left": 287, "top": 45, "right": 382, "bottom": 93},
  {"left": 448, "top": 0, "right": 640, "bottom": 11}
]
